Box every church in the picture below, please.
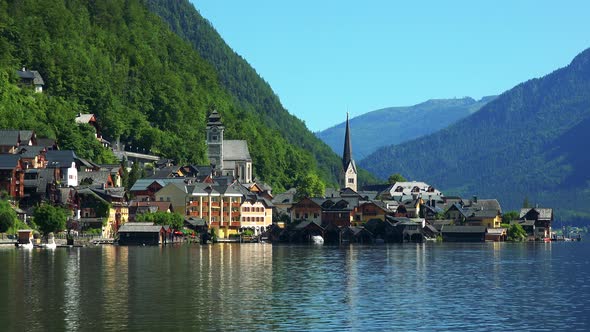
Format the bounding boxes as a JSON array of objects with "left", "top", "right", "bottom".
[
  {"left": 340, "top": 113, "right": 357, "bottom": 191},
  {"left": 206, "top": 110, "right": 253, "bottom": 183}
]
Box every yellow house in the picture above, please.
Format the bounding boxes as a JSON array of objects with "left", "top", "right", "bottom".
[{"left": 240, "top": 198, "right": 273, "bottom": 235}]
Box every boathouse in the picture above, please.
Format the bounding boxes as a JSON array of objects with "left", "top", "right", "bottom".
[
  {"left": 441, "top": 225, "right": 486, "bottom": 242},
  {"left": 117, "top": 222, "right": 165, "bottom": 245}
]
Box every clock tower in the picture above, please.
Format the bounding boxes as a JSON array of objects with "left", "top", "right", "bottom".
[{"left": 206, "top": 109, "right": 224, "bottom": 174}]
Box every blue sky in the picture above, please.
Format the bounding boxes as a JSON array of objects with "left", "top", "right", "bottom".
[{"left": 191, "top": 1, "right": 590, "bottom": 132}]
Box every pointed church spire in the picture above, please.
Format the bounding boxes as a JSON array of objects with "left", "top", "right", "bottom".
[{"left": 342, "top": 112, "right": 352, "bottom": 167}]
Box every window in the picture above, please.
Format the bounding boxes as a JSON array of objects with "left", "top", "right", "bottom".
[
  {"left": 296, "top": 213, "right": 300, "bottom": 219},
  {"left": 348, "top": 178, "right": 354, "bottom": 183},
  {"left": 304, "top": 213, "right": 308, "bottom": 219},
  {"left": 314, "top": 213, "right": 319, "bottom": 218}
]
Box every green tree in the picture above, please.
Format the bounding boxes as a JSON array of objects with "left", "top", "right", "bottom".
[
  {"left": 34, "top": 204, "right": 67, "bottom": 236},
  {"left": 136, "top": 211, "right": 184, "bottom": 230},
  {"left": 295, "top": 173, "right": 325, "bottom": 200},
  {"left": 507, "top": 223, "right": 527, "bottom": 242},
  {"left": 0, "top": 200, "right": 17, "bottom": 233},
  {"left": 502, "top": 210, "right": 520, "bottom": 224},
  {"left": 523, "top": 197, "right": 530, "bottom": 208},
  {"left": 387, "top": 173, "right": 407, "bottom": 184}
]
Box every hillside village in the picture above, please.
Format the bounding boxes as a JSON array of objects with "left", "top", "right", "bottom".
[{"left": 1, "top": 69, "right": 555, "bottom": 245}]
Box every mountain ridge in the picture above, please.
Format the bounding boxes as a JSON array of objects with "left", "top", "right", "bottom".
[
  {"left": 360, "top": 47, "right": 590, "bottom": 221},
  {"left": 317, "top": 96, "right": 496, "bottom": 159}
]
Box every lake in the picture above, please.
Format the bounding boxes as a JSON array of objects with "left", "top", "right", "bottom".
[{"left": 1, "top": 242, "right": 589, "bottom": 331}]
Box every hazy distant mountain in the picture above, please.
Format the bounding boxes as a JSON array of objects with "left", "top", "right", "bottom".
[
  {"left": 361, "top": 48, "right": 590, "bottom": 222},
  {"left": 317, "top": 97, "right": 495, "bottom": 159}
]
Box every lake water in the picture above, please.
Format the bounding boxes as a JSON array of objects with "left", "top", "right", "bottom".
[{"left": 1, "top": 242, "right": 589, "bottom": 331}]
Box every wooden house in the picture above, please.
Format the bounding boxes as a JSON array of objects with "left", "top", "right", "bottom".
[{"left": 117, "top": 222, "right": 165, "bottom": 245}]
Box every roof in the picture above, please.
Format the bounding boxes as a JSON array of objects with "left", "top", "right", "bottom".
[
  {"left": 46, "top": 150, "right": 77, "bottom": 168},
  {"left": 74, "top": 113, "right": 95, "bottom": 124},
  {"left": 185, "top": 217, "right": 207, "bottom": 227},
  {"left": 0, "top": 130, "right": 20, "bottom": 147},
  {"left": 18, "top": 146, "right": 45, "bottom": 159},
  {"left": 129, "top": 178, "right": 186, "bottom": 192},
  {"left": 78, "top": 171, "right": 112, "bottom": 186},
  {"left": 16, "top": 69, "right": 44, "bottom": 85},
  {"left": 519, "top": 208, "right": 553, "bottom": 220},
  {"left": 223, "top": 140, "right": 251, "bottom": 161},
  {"left": 342, "top": 113, "right": 353, "bottom": 168},
  {"left": 118, "top": 223, "right": 163, "bottom": 233},
  {"left": 206, "top": 110, "right": 224, "bottom": 127},
  {"left": 441, "top": 225, "right": 487, "bottom": 233},
  {"left": 0, "top": 154, "right": 20, "bottom": 170}
]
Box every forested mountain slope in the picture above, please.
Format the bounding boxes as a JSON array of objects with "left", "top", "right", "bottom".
[
  {"left": 0, "top": 0, "right": 375, "bottom": 190},
  {"left": 144, "top": 0, "right": 377, "bottom": 187},
  {"left": 361, "top": 48, "right": 590, "bottom": 221},
  {"left": 317, "top": 96, "right": 495, "bottom": 159}
]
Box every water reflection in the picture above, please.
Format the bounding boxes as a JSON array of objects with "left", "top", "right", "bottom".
[{"left": 1, "top": 242, "right": 590, "bottom": 331}]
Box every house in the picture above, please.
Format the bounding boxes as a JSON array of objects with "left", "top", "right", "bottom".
[
  {"left": 444, "top": 197, "right": 502, "bottom": 228},
  {"left": 379, "top": 181, "right": 442, "bottom": 200},
  {"left": 17, "top": 145, "right": 46, "bottom": 169},
  {"left": 185, "top": 181, "right": 270, "bottom": 238},
  {"left": 240, "top": 196, "right": 273, "bottom": 236},
  {"left": 74, "top": 187, "right": 128, "bottom": 238},
  {"left": 320, "top": 198, "right": 358, "bottom": 227},
  {"left": 77, "top": 171, "right": 114, "bottom": 188},
  {"left": 16, "top": 68, "right": 44, "bottom": 92},
  {"left": 485, "top": 228, "right": 507, "bottom": 242},
  {"left": 441, "top": 225, "right": 487, "bottom": 242},
  {"left": 46, "top": 150, "right": 78, "bottom": 187},
  {"left": 0, "top": 155, "right": 24, "bottom": 199},
  {"left": 117, "top": 222, "right": 166, "bottom": 245},
  {"left": 290, "top": 197, "right": 323, "bottom": 224},
  {"left": 355, "top": 201, "right": 393, "bottom": 225},
  {"left": 129, "top": 178, "right": 187, "bottom": 201},
  {"left": 519, "top": 208, "right": 553, "bottom": 239},
  {"left": 0, "top": 130, "right": 36, "bottom": 153},
  {"left": 272, "top": 188, "right": 296, "bottom": 222},
  {"left": 96, "top": 164, "right": 124, "bottom": 187}
]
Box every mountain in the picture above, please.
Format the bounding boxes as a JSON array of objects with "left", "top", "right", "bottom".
[
  {"left": 0, "top": 0, "right": 376, "bottom": 191},
  {"left": 143, "top": 0, "right": 377, "bottom": 188},
  {"left": 317, "top": 96, "right": 495, "bottom": 159},
  {"left": 361, "top": 48, "right": 590, "bottom": 222}
]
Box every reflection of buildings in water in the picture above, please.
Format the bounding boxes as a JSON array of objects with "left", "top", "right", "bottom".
[
  {"left": 344, "top": 244, "right": 358, "bottom": 312},
  {"left": 64, "top": 248, "right": 81, "bottom": 331},
  {"left": 102, "top": 246, "right": 129, "bottom": 325}
]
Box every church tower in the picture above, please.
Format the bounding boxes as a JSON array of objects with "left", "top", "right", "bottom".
[
  {"left": 206, "top": 109, "right": 224, "bottom": 175},
  {"left": 340, "top": 113, "right": 357, "bottom": 191}
]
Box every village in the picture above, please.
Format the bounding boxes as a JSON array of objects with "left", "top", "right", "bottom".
[{"left": 1, "top": 69, "right": 556, "bottom": 247}]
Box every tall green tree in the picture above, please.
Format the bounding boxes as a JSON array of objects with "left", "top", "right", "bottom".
[
  {"left": 507, "top": 223, "right": 527, "bottom": 242},
  {"left": 0, "top": 200, "right": 17, "bottom": 233},
  {"left": 34, "top": 204, "right": 67, "bottom": 236},
  {"left": 295, "top": 173, "right": 325, "bottom": 200}
]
